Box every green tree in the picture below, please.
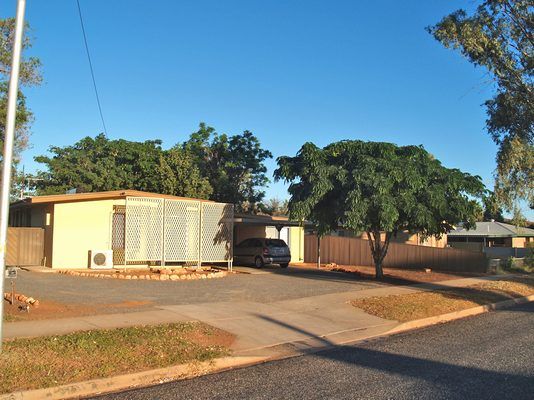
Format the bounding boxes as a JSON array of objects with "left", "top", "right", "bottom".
[
  {"left": 159, "top": 147, "right": 212, "bottom": 199},
  {"left": 260, "top": 197, "right": 289, "bottom": 216},
  {"left": 482, "top": 192, "right": 505, "bottom": 221},
  {"left": 0, "top": 18, "right": 42, "bottom": 169},
  {"left": 428, "top": 0, "right": 533, "bottom": 212},
  {"left": 34, "top": 134, "right": 164, "bottom": 194},
  {"left": 183, "top": 123, "right": 272, "bottom": 211},
  {"left": 275, "top": 141, "right": 485, "bottom": 279},
  {"left": 34, "top": 134, "right": 213, "bottom": 199}
]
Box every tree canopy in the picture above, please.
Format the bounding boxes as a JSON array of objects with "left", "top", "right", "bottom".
[
  {"left": 428, "top": 0, "right": 533, "bottom": 212},
  {"left": 482, "top": 192, "right": 505, "bottom": 222},
  {"left": 35, "top": 134, "right": 169, "bottom": 195},
  {"left": 0, "top": 17, "right": 42, "bottom": 195},
  {"left": 34, "top": 124, "right": 272, "bottom": 210},
  {"left": 183, "top": 123, "right": 272, "bottom": 210},
  {"left": 275, "top": 140, "right": 485, "bottom": 278}
]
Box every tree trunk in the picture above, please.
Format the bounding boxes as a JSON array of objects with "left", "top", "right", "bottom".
[
  {"left": 367, "top": 230, "right": 391, "bottom": 280},
  {"left": 375, "top": 259, "right": 384, "bottom": 279}
]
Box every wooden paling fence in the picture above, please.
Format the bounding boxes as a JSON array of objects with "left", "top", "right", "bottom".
[
  {"left": 304, "top": 235, "right": 487, "bottom": 273},
  {"left": 7, "top": 227, "right": 44, "bottom": 266}
]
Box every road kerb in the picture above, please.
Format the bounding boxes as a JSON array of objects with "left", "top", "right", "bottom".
[
  {"left": 0, "top": 356, "right": 269, "bottom": 400},
  {"left": 384, "top": 293, "right": 534, "bottom": 336},
  {"left": 2, "top": 294, "right": 533, "bottom": 400}
]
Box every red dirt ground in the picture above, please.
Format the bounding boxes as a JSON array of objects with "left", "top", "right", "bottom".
[{"left": 291, "top": 262, "right": 486, "bottom": 285}]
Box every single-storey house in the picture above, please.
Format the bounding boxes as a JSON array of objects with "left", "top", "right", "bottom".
[
  {"left": 448, "top": 221, "right": 534, "bottom": 253},
  {"left": 8, "top": 190, "right": 304, "bottom": 269},
  {"left": 9, "top": 190, "right": 234, "bottom": 269},
  {"left": 318, "top": 228, "right": 447, "bottom": 248}
]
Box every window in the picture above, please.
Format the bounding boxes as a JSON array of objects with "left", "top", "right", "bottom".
[{"left": 265, "top": 239, "right": 287, "bottom": 247}]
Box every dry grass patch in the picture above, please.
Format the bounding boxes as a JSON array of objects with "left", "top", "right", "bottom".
[
  {"left": 352, "top": 276, "right": 534, "bottom": 322},
  {"left": 0, "top": 322, "right": 233, "bottom": 394}
]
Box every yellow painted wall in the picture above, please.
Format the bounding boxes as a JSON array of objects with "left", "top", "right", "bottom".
[
  {"left": 289, "top": 226, "right": 304, "bottom": 263},
  {"left": 51, "top": 199, "right": 125, "bottom": 269},
  {"left": 235, "top": 225, "right": 268, "bottom": 244}
]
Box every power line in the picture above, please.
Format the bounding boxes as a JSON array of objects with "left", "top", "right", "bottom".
[{"left": 76, "top": 0, "right": 108, "bottom": 135}]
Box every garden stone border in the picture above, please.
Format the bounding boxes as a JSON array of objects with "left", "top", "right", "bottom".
[{"left": 57, "top": 269, "right": 228, "bottom": 281}]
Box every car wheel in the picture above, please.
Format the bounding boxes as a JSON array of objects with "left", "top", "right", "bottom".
[
  {"left": 254, "top": 257, "right": 264, "bottom": 269},
  {"left": 280, "top": 263, "right": 289, "bottom": 268}
]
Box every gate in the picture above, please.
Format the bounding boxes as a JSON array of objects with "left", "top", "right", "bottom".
[
  {"left": 164, "top": 199, "right": 201, "bottom": 264},
  {"left": 125, "top": 197, "right": 164, "bottom": 262},
  {"left": 6, "top": 227, "right": 44, "bottom": 266}
]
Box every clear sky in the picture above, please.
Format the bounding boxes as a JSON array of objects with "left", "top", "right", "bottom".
[{"left": 3, "top": 0, "right": 530, "bottom": 218}]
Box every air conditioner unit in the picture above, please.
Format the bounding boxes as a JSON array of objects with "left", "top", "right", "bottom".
[{"left": 90, "top": 250, "right": 113, "bottom": 269}]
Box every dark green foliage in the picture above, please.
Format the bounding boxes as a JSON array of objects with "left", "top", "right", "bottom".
[
  {"left": 35, "top": 123, "right": 272, "bottom": 207},
  {"left": 275, "top": 140, "right": 485, "bottom": 278},
  {"left": 183, "top": 123, "right": 272, "bottom": 210},
  {"left": 35, "top": 134, "right": 165, "bottom": 194},
  {"left": 482, "top": 192, "right": 505, "bottom": 221},
  {"left": 428, "top": 0, "right": 533, "bottom": 211},
  {"left": 159, "top": 147, "right": 212, "bottom": 199},
  {"left": 34, "top": 134, "right": 212, "bottom": 199}
]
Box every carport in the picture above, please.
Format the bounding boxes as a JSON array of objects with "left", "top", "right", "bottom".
[{"left": 233, "top": 213, "right": 304, "bottom": 263}]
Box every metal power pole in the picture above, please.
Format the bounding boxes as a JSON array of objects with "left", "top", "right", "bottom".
[{"left": 0, "top": 0, "right": 26, "bottom": 352}]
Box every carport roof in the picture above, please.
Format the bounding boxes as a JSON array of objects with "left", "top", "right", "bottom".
[
  {"left": 11, "top": 190, "right": 215, "bottom": 206},
  {"left": 234, "top": 213, "right": 305, "bottom": 227}
]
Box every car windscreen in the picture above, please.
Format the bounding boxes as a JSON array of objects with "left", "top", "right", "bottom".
[{"left": 265, "top": 239, "right": 287, "bottom": 247}]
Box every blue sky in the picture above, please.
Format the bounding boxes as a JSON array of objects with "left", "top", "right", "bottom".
[{"left": 5, "top": 1, "right": 529, "bottom": 217}]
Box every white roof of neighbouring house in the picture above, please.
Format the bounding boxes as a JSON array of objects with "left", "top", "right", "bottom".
[{"left": 448, "top": 221, "right": 534, "bottom": 238}]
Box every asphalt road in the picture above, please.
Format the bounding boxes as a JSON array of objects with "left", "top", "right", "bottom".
[{"left": 93, "top": 302, "right": 534, "bottom": 400}]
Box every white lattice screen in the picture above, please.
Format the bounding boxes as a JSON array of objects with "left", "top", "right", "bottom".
[
  {"left": 164, "top": 199, "right": 200, "bottom": 263},
  {"left": 125, "top": 197, "right": 164, "bottom": 262},
  {"left": 201, "top": 203, "right": 234, "bottom": 262},
  {"left": 123, "top": 197, "right": 233, "bottom": 266}
]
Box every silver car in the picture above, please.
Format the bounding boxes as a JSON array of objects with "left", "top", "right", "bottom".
[{"left": 234, "top": 238, "right": 291, "bottom": 268}]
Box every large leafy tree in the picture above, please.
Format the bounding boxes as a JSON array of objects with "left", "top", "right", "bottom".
[
  {"left": 159, "top": 147, "right": 212, "bottom": 199},
  {"left": 428, "top": 0, "right": 533, "bottom": 211},
  {"left": 275, "top": 141, "right": 485, "bottom": 279},
  {"left": 183, "top": 123, "right": 272, "bottom": 211},
  {"left": 34, "top": 123, "right": 272, "bottom": 206},
  {"left": 1, "top": 18, "right": 42, "bottom": 195},
  {"left": 34, "top": 134, "right": 212, "bottom": 199},
  {"left": 35, "top": 134, "right": 164, "bottom": 194},
  {"left": 482, "top": 192, "right": 505, "bottom": 222}
]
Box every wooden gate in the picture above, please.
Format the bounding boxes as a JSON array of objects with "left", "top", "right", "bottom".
[{"left": 6, "top": 227, "right": 44, "bottom": 266}]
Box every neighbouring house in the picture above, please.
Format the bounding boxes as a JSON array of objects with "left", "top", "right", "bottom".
[
  {"left": 447, "top": 221, "right": 534, "bottom": 257},
  {"left": 9, "top": 190, "right": 233, "bottom": 269},
  {"left": 233, "top": 213, "right": 305, "bottom": 263},
  {"left": 316, "top": 228, "right": 447, "bottom": 248}
]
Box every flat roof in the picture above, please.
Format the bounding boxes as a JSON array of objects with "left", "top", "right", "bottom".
[
  {"left": 11, "top": 190, "right": 216, "bottom": 206},
  {"left": 234, "top": 212, "right": 305, "bottom": 227}
]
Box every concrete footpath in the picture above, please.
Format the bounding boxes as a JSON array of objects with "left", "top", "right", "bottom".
[{"left": 3, "top": 275, "right": 510, "bottom": 355}]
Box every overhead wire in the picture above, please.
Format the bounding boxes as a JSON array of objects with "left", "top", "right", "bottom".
[{"left": 76, "top": 0, "right": 108, "bottom": 135}]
